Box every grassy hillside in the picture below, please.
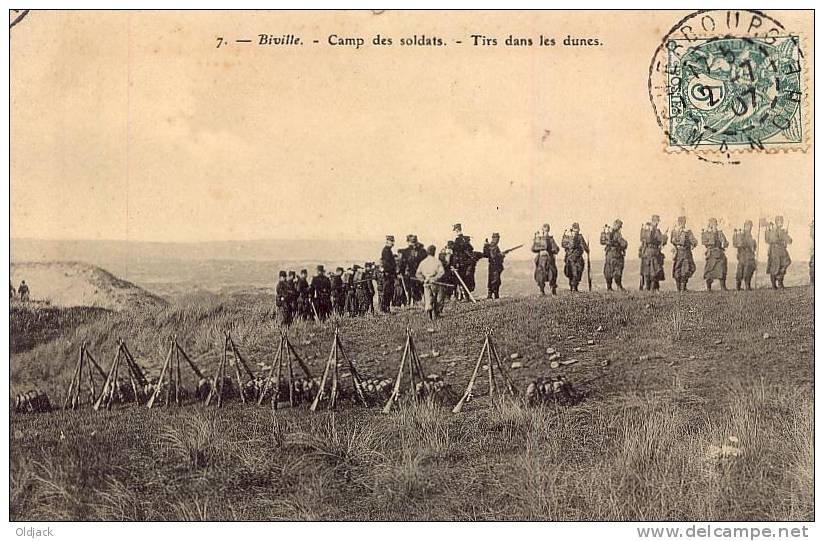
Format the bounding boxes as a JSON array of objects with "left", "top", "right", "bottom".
[{"left": 10, "top": 287, "right": 814, "bottom": 520}]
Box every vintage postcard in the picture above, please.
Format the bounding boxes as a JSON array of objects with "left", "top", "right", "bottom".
[{"left": 8, "top": 9, "right": 814, "bottom": 529}]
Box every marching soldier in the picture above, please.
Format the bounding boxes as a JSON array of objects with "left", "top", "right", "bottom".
[
  {"left": 733, "top": 220, "right": 757, "bottom": 291},
  {"left": 765, "top": 215, "right": 793, "bottom": 289},
  {"left": 482, "top": 233, "right": 505, "bottom": 299},
  {"left": 275, "top": 271, "right": 295, "bottom": 326},
  {"left": 532, "top": 223, "right": 560, "bottom": 295},
  {"left": 640, "top": 215, "right": 667, "bottom": 291},
  {"left": 380, "top": 235, "right": 396, "bottom": 313},
  {"left": 702, "top": 218, "right": 729, "bottom": 291},
  {"left": 600, "top": 219, "right": 628, "bottom": 291},
  {"left": 295, "top": 269, "right": 312, "bottom": 321},
  {"left": 671, "top": 216, "right": 698, "bottom": 292},
  {"left": 330, "top": 267, "right": 345, "bottom": 315},
  {"left": 309, "top": 265, "right": 332, "bottom": 321},
  {"left": 416, "top": 245, "right": 446, "bottom": 321},
  {"left": 17, "top": 280, "right": 29, "bottom": 301},
  {"left": 399, "top": 234, "right": 426, "bottom": 304},
  {"left": 562, "top": 223, "right": 589, "bottom": 292}
]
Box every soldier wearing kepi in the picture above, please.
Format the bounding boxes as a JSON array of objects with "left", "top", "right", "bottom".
[
  {"left": 343, "top": 266, "right": 358, "bottom": 316},
  {"left": 765, "top": 215, "right": 793, "bottom": 289},
  {"left": 562, "top": 223, "right": 589, "bottom": 292},
  {"left": 702, "top": 218, "right": 729, "bottom": 291},
  {"left": 296, "top": 269, "right": 312, "bottom": 321},
  {"left": 399, "top": 234, "right": 426, "bottom": 304},
  {"left": 309, "top": 265, "right": 332, "bottom": 321},
  {"left": 451, "top": 223, "right": 476, "bottom": 299},
  {"left": 330, "top": 267, "right": 345, "bottom": 315},
  {"left": 733, "top": 220, "right": 758, "bottom": 291},
  {"left": 671, "top": 216, "right": 698, "bottom": 292},
  {"left": 380, "top": 235, "right": 397, "bottom": 313},
  {"left": 601, "top": 219, "right": 628, "bottom": 291},
  {"left": 275, "top": 271, "right": 295, "bottom": 326},
  {"left": 482, "top": 233, "right": 505, "bottom": 299},
  {"left": 532, "top": 223, "right": 560, "bottom": 295},
  {"left": 639, "top": 215, "right": 667, "bottom": 291}
]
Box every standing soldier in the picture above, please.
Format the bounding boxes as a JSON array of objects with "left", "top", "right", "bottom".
[
  {"left": 287, "top": 271, "right": 298, "bottom": 316},
  {"left": 452, "top": 224, "right": 477, "bottom": 299},
  {"left": 392, "top": 255, "right": 406, "bottom": 306},
  {"left": 416, "top": 245, "right": 446, "bottom": 321},
  {"left": 380, "top": 235, "right": 397, "bottom": 313},
  {"left": 733, "top": 220, "right": 757, "bottom": 290},
  {"left": 343, "top": 266, "right": 358, "bottom": 316},
  {"left": 562, "top": 223, "right": 589, "bottom": 292},
  {"left": 671, "top": 216, "right": 698, "bottom": 291},
  {"left": 309, "top": 265, "right": 332, "bottom": 321},
  {"left": 364, "top": 262, "right": 377, "bottom": 314},
  {"left": 296, "top": 269, "right": 312, "bottom": 321},
  {"left": 330, "top": 267, "right": 345, "bottom": 315},
  {"left": 640, "top": 215, "right": 667, "bottom": 291},
  {"left": 17, "top": 280, "right": 29, "bottom": 301},
  {"left": 399, "top": 234, "right": 426, "bottom": 304},
  {"left": 601, "top": 219, "right": 628, "bottom": 291},
  {"left": 765, "top": 215, "right": 793, "bottom": 289},
  {"left": 532, "top": 223, "right": 560, "bottom": 295},
  {"left": 482, "top": 233, "right": 505, "bottom": 299},
  {"left": 438, "top": 241, "right": 456, "bottom": 301},
  {"left": 275, "top": 271, "right": 295, "bottom": 326},
  {"left": 353, "top": 264, "right": 372, "bottom": 315},
  {"left": 702, "top": 218, "right": 729, "bottom": 291}
]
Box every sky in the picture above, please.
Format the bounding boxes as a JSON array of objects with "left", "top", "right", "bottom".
[{"left": 10, "top": 10, "right": 814, "bottom": 258}]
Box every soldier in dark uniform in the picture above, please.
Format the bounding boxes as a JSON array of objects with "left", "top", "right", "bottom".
[
  {"left": 295, "top": 269, "right": 312, "bottom": 321},
  {"left": 766, "top": 215, "right": 793, "bottom": 289},
  {"left": 399, "top": 234, "right": 426, "bottom": 304},
  {"left": 562, "top": 223, "right": 589, "bottom": 292},
  {"left": 18, "top": 280, "right": 30, "bottom": 302},
  {"left": 392, "top": 255, "right": 406, "bottom": 306},
  {"left": 380, "top": 235, "right": 396, "bottom": 313},
  {"left": 287, "top": 271, "right": 298, "bottom": 315},
  {"left": 343, "top": 267, "right": 357, "bottom": 316},
  {"left": 532, "top": 223, "right": 560, "bottom": 295},
  {"left": 330, "top": 267, "right": 345, "bottom": 315},
  {"left": 275, "top": 271, "right": 294, "bottom": 326},
  {"left": 601, "top": 219, "right": 628, "bottom": 291},
  {"left": 364, "top": 262, "right": 377, "bottom": 314},
  {"left": 353, "top": 264, "right": 372, "bottom": 315},
  {"left": 733, "top": 220, "right": 757, "bottom": 291},
  {"left": 309, "top": 265, "right": 332, "bottom": 321},
  {"left": 482, "top": 233, "right": 505, "bottom": 299},
  {"left": 439, "top": 241, "right": 456, "bottom": 301},
  {"left": 702, "top": 218, "right": 729, "bottom": 291},
  {"left": 451, "top": 223, "right": 477, "bottom": 298},
  {"left": 640, "top": 215, "right": 668, "bottom": 291},
  {"left": 671, "top": 216, "right": 698, "bottom": 292}
]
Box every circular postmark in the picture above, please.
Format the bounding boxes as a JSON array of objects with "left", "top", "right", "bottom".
[{"left": 648, "top": 10, "right": 806, "bottom": 164}]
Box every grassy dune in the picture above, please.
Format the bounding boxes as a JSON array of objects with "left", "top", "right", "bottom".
[{"left": 9, "top": 287, "right": 814, "bottom": 521}]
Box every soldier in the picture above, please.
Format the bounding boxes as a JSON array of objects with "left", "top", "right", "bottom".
[
  {"left": 733, "top": 220, "right": 757, "bottom": 291},
  {"left": 18, "top": 280, "right": 29, "bottom": 302},
  {"left": 287, "top": 271, "right": 298, "bottom": 315},
  {"left": 600, "top": 219, "right": 628, "bottom": 291},
  {"left": 438, "top": 241, "right": 456, "bottom": 301},
  {"left": 353, "top": 264, "right": 373, "bottom": 315},
  {"left": 452, "top": 224, "right": 477, "bottom": 299},
  {"left": 309, "top": 265, "right": 332, "bottom": 321},
  {"left": 532, "top": 223, "right": 560, "bottom": 295},
  {"left": 343, "top": 266, "right": 358, "bottom": 316},
  {"left": 671, "top": 216, "right": 698, "bottom": 291},
  {"left": 765, "top": 215, "right": 793, "bottom": 289},
  {"left": 562, "top": 223, "right": 589, "bottom": 292},
  {"left": 482, "top": 233, "right": 505, "bottom": 299},
  {"left": 380, "top": 235, "right": 396, "bottom": 313},
  {"left": 639, "top": 215, "right": 668, "bottom": 291},
  {"left": 330, "top": 267, "right": 345, "bottom": 315},
  {"left": 295, "top": 269, "right": 312, "bottom": 321},
  {"left": 9, "top": 282, "right": 15, "bottom": 300},
  {"left": 392, "top": 255, "right": 406, "bottom": 306},
  {"left": 702, "top": 218, "right": 729, "bottom": 291},
  {"left": 275, "top": 271, "right": 295, "bottom": 326},
  {"left": 364, "top": 262, "right": 377, "bottom": 314},
  {"left": 416, "top": 245, "right": 446, "bottom": 321},
  {"left": 399, "top": 234, "right": 426, "bottom": 304}
]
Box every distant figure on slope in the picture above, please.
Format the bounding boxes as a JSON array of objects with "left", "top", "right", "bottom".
[
  {"left": 600, "top": 219, "right": 628, "bottom": 291},
  {"left": 17, "top": 280, "right": 29, "bottom": 302},
  {"left": 765, "top": 216, "right": 793, "bottom": 289},
  {"left": 671, "top": 216, "right": 698, "bottom": 292},
  {"left": 639, "top": 214, "right": 667, "bottom": 291},
  {"left": 532, "top": 223, "right": 560, "bottom": 296},
  {"left": 702, "top": 217, "right": 729, "bottom": 291},
  {"left": 482, "top": 233, "right": 505, "bottom": 299},
  {"left": 733, "top": 220, "right": 757, "bottom": 291},
  {"left": 562, "top": 223, "right": 589, "bottom": 292}
]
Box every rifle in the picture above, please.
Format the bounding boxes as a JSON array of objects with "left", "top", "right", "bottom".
[
  {"left": 585, "top": 236, "right": 592, "bottom": 291},
  {"left": 502, "top": 244, "right": 524, "bottom": 256},
  {"left": 400, "top": 274, "right": 411, "bottom": 305},
  {"left": 450, "top": 266, "right": 477, "bottom": 303},
  {"left": 308, "top": 298, "right": 320, "bottom": 323},
  {"left": 409, "top": 277, "right": 457, "bottom": 289},
  {"left": 754, "top": 219, "right": 762, "bottom": 288}
]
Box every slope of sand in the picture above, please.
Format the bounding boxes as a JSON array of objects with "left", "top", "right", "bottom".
[{"left": 10, "top": 261, "right": 165, "bottom": 311}]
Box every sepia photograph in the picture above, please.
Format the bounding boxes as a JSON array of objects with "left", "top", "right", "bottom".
[{"left": 7, "top": 7, "right": 815, "bottom": 532}]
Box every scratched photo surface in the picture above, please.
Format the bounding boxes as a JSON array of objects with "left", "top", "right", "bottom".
[{"left": 9, "top": 10, "right": 814, "bottom": 522}]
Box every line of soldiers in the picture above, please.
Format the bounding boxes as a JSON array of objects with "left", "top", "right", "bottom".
[{"left": 9, "top": 280, "right": 29, "bottom": 301}]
